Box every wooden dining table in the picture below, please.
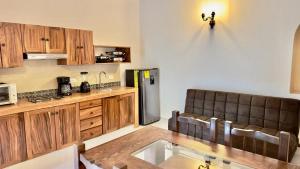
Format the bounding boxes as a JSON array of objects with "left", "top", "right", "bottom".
[{"left": 81, "top": 126, "right": 300, "bottom": 169}]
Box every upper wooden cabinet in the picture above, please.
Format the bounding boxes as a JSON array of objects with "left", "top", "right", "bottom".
[
  {"left": 55, "top": 104, "right": 80, "bottom": 149},
  {"left": 58, "top": 29, "right": 94, "bottom": 65},
  {"left": 23, "top": 24, "right": 66, "bottom": 54},
  {"left": 0, "top": 114, "right": 27, "bottom": 168},
  {"left": 119, "top": 93, "right": 135, "bottom": 128},
  {"left": 24, "top": 107, "right": 57, "bottom": 159},
  {"left": 0, "top": 22, "right": 24, "bottom": 68}
]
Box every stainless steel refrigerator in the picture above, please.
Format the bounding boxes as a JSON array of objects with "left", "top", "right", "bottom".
[{"left": 126, "top": 68, "right": 160, "bottom": 125}]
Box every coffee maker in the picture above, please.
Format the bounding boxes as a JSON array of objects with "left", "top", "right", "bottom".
[{"left": 57, "top": 76, "right": 72, "bottom": 96}]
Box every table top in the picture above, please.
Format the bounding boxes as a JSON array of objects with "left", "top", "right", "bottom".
[{"left": 81, "top": 126, "right": 300, "bottom": 169}]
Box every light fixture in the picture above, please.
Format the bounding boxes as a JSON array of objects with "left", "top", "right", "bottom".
[{"left": 202, "top": 11, "right": 216, "bottom": 29}]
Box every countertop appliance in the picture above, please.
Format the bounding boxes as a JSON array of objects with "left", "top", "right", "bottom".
[
  {"left": 57, "top": 76, "right": 72, "bottom": 96},
  {"left": 80, "top": 72, "right": 91, "bottom": 93},
  {"left": 0, "top": 83, "right": 17, "bottom": 105},
  {"left": 126, "top": 68, "right": 160, "bottom": 125}
]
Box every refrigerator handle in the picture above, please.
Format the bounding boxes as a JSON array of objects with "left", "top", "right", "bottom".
[{"left": 141, "top": 77, "right": 147, "bottom": 115}]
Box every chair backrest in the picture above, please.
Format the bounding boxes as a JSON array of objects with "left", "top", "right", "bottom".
[
  {"left": 224, "top": 121, "right": 256, "bottom": 151},
  {"left": 172, "top": 111, "right": 218, "bottom": 143},
  {"left": 224, "top": 121, "right": 291, "bottom": 162},
  {"left": 255, "top": 131, "right": 290, "bottom": 162}
]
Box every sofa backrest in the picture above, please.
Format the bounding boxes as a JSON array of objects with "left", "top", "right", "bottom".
[{"left": 185, "top": 89, "right": 300, "bottom": 137}]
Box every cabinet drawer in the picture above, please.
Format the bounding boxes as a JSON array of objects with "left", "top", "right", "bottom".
[
  {"left": 80, "top": 126, "right": 103, "bottom": 141},
  {"left": 80, "top": 116, "right": 102, "bottom": 131},
  {"left": 80, "top": 99, "right": 102, "bottom": 109},
  {"left": 80, "top": 106, "right": 102, "bottom": 120}
]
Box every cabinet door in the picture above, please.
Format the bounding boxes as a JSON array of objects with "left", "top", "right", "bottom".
[
  {"left": 45, "top": 27, "right": 66, "bottom": 53},
  {"left": 119, "top": 93, "right": 135, "bottom": 128},
  {"left": 0, "top": 114, "right": 27, "bottom": 168},
  {"left": 103, "top": 96, "right": 120, "bottom": 133},
  {"left": 23, "top": 24, "right": 46, "bottom": 53},
  {"left": 55, "top": 104, "right": 80, "bottom": 149},
  {"left": 24, "top": 108, "right": 56, "bottom": 159},
  {"left": 80, "top": 30, "right": 94, "bottom": 65},
  {"left": 60, "top": 28, "right": 81, "bottom": 65},
  {"left": 0, "top": 22, "right": 23, "bottom": 68}
]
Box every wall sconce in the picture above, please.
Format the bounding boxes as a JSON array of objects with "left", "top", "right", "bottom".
[{"left": 202, "top": 12, "right": 216, "bottom": 29}]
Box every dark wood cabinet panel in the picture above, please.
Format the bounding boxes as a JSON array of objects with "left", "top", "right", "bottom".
[
  {"left": 103, "top": 96, "right": 120, "bottom": 133},
  {"left": 119, "top": 93, "right": 135, "bottom": 128},
  {"left": 0, "top": 22, "right": 23, "bottom": 68},
  {"left": 23, "top": 24, "right": 46, "bottom": 53},
  {"left": 55, "top": 104, "right": 80, "bottom": 149},
  {"left": 80, "top": 30, "right": 94, "bottom": 65},
  {"left": 0, "top": 114, "right": 27, "bottom": 168},
  {"left": 45, "top": 27, "right": 66, "bottom": 53},
  {"left": 24, "top": 107, "right": 56, "bottom": 159}
]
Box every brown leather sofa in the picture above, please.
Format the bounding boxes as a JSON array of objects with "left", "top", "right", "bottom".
[{"left": 168, "top": 89, "right": 300, "bottom": 161}]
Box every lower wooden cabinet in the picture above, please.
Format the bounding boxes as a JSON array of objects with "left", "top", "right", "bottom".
[
  {"left": 103, "top": 96, "right": 120, "bottom": 133},
  {"left": 55, "top": 104, "right": 80, "bottom": 149},
  {"left": 103, "top": 93, "right": 135, "bottom": 133},
  {"left": 24, "top": 104, "right": 79, "bottom": 159},
  {"left": 24, "top": 107, "right": 57, "bottom": 159},
  {"left": 0, "top": 114, "right": 27, "bottom": 168},
  {"left": 119, "top": 93, "right": 135, "bottom": 128}
]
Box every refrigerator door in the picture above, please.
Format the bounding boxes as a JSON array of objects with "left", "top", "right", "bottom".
[{"left": 139, "top": 69, "right": 160, "bottom": 125}]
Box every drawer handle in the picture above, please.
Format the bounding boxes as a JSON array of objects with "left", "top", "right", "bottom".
[
  {"left": 90, "top": 112, "right": 94, "bottom": 115},
  {"left": 89, "top": 103, "right": 93, "bottom": 105},
  {"left": 90, "top": 122, "right": 94, "bottom": 125},
  {"left": 90, "top": 132, "right": 94, "bottom": 136}
]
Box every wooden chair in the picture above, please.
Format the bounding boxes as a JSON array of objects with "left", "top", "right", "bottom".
[
  {"left": 224, "top": 121, "right": 256, "bottom": 152},
  {"left": 224, "top": 121, "right": 291, "bottom": 162},
  {"left": 255, "top": 131, "right": 290, "bottom": 162},
  {"left": 172, "top": 111, "right": 218, "bottom": 143}
]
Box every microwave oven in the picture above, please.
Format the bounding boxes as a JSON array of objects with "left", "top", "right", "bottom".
[{"left": 0, "top": 83, "right": 17, "bottom": 105}]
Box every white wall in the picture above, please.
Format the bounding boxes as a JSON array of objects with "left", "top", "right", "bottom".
[
  {"left": 140, "top": 0, "right": 300, "bottom": 118},
  {"left": 0, "top": 0, "right": 140, "bottom": 169},
  {"left": 0, "top": 0, "right": 141, "bottom": 92}
]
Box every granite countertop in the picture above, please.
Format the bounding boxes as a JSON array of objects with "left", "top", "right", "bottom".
[{"left": 0, "top": 86, "right": 137, "bottom": 117}]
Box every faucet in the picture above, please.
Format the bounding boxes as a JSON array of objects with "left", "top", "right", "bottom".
[{"left": 99, "top": 71, "right": 107, "bottom": 88}]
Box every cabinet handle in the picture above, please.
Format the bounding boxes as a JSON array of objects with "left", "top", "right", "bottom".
[
  {"left": 41, "top": 38, "right": 45, "bottom": 41},
  {"left": 77, "top": 46, "right": 81, "bottom": 49},
  {"left": 51, "top": 112, "right": 56, "bottom": 115},
  {"left": 1, "top": 43, "right": 5, "bottom": 47},
  {"left": 81, "top": 46, "right": 84, "bottom": 49},
  {"left": 90, "top": 122, "right": 94, "bottom": 125},
  {"left": 90, "top": 112, "right": 94, "bottom": 115},
  {"left": 45, "top": 38, "right": 50, "bottom": 41},
  {"left": 56, "top": 112, "right": 59, "bottom": 115},
  {"left": 89, "top": 103, "right": 93, "bottom": 105},
  {"left": 90, "top": 132, "right": 94, "bottom": 136}
]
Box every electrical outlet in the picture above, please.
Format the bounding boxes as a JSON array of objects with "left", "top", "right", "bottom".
[{"left": 108, "top": 75, "right": 114, "bottom": 80}]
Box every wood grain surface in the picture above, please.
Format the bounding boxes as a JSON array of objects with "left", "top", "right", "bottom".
[{"left": 82, "top": 126, "right": 300, "bottom": 169}]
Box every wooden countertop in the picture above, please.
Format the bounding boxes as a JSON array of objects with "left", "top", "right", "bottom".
[
  {"left": 0, "top": 87, "right": 137, "bottom": 117},
  {"left": 81, "top": 126, "right": 300, "bottom": 169}
]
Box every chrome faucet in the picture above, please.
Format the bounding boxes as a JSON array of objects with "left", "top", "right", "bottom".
[{"left": 99, "top": 71, "right": 107, "bottom": 88}]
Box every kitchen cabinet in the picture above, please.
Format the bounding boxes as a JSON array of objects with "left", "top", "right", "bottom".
[
  {"left": 23, "top": 24, "right": 66, "bottom": 54},
  {"left": 25, "top": 104, "right": 80, "bottom": 158},
  {"left": 55, "top": 104, "right": 80, "bottom": 149},
  {"left": 103, "top": 96, "right": 120, "bottom": 133},
  {"left": 79, "top": 99, "right": 103, "bottom": 141},
  {"left": 0, "top": 114, "right": 27, "bottom": 168},
  {"left": 0, "top": 22, "right": 23, "bottom": 68},
  {"left": 119, "top": 93, "right": 135, "bottom": 128},
  {"left": 58, "top": 28, "right": 94, "bottom": 65},
  {"left": 24, "top": 107, "right": 57, "bottom": 159}
]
